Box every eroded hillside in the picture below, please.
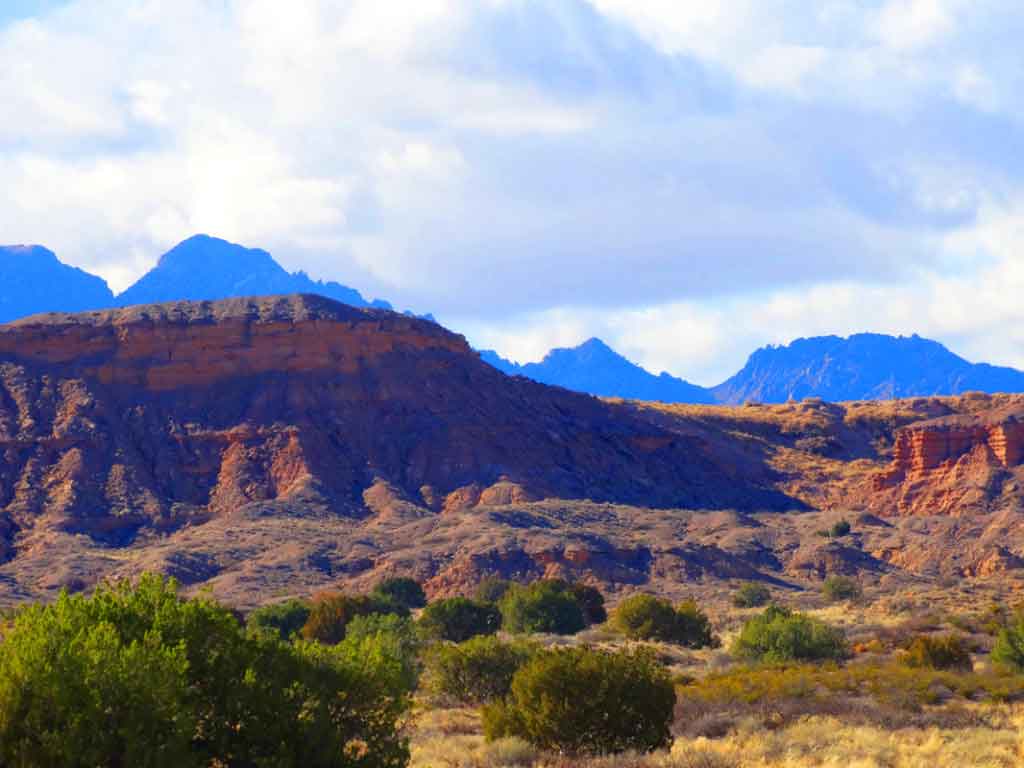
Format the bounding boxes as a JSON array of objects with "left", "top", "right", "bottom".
[
  {"left": 1, "top": 299, "right": 1023, "bottom": 606},
  {"left": 629, "top": 394, "right": 1024, "bottom": 515}
]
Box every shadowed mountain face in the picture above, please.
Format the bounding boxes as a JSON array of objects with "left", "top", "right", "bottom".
[
  {"left": 712, "top": 334, "right": 1024, "bottom": 404},
  {"left": 0, "top": 236, "right": 395, "bottom": 327},
  {"left": 2, "top": 297, "right": 1024, "bottom": 606},
  {"left": 0, "top": 246, "right": 114, "bottom": 323},
  {"left": 6, "top": 239, "right": 1024, "bottom": 412},
  {"left": 481, "top": 338, "right": 713, "bottom": 404},
  {"left": 486, "top": 333, "right": 1024, "bottom": 406},
  {"left": 0, "top": 295, "right": 796, "bottom": 556},
  {"left": 4, "top": 347, "right": 1024, "bottom": 607},
  {"left": 116, "top": 235, "right": 392, "bottom": 310}
]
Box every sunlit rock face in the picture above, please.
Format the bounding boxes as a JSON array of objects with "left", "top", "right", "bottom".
[
  {"left": 0, "top": 294, "right": 786, "bottom": 554},
  {"left": 871, "top": 405, "right": 1024, "bottom": 516}
]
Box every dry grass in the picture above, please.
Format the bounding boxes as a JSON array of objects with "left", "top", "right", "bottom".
[
  {"left": 409, "top": 707, "right": 1024, "bottom": 767},
  {"left": 674, "top": 714, "right": 1024, "bottom": 768},
  {"left": 409, "top": 586, "right": 1024, "bottom": 768}
]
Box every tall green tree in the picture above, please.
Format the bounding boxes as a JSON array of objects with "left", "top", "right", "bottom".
[{"left": 0, "top": 575, "right": 413, "bottom": 768}]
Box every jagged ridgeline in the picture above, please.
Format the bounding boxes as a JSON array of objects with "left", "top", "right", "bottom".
[
  {"left": 0, "top": 235, "right": 394, "bottom": 324},
  {"left": 483, "top": 334, "right": 1024, "bottom": 405}
]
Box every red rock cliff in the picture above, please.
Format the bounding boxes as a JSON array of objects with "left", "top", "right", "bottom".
[
  {"left": 0, "top": 295, "right": 469, "bottom": 391},
  {"left": 870, "top": 406, "right": 1024, "bottom": 516},
  {"left": 0, "top": 295, "right": 791, "bottom": 552}
]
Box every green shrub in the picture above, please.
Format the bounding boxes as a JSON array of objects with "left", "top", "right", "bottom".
[
  {"left": 731, "top": 605, "right": 848, "bottom": 663},
  {"left": 419, "top": 598, "right": 502, "bottom": 642},
  {"left": 732, "top": 582, "right": 771, "bottom": 609},
  {"left": 0, "top": 603, "right": 193, "bottom": 766},
  {"left": 611, "top": 594, "right": 715, "bottom": 648},
  {"left": 424, "top": 636, "right": 535, "bottom": 704},
  {"left": 830, "top": 520, "right": 852, "bottom": 538},
  {"left": 568, "top": 583, "right": 607, "bottom": 625},
  {"left": 677, "top": 662, "right": 1024, "bottom": 723},
  {"left": 483, "top": 647, "right": 675, "bottom": 756},
  {"left": 979, "top": 603, "right": 1019, "bottom": 636},
  {"left": 0, "top": 574, "right": 412, "bottom": 767},
  {"left": 247, "top": 598, "right": 311, "bottom": 641},
  {"left": 612, "top": 594, "right": 675, "bottom": 640},
  {"left": 822, "top": 576, "right": 862, "bottom": 603},
  {"left": 500, "top": 581, "right": 587, "bottom": 636},
  {"left": 675, "top": 601, "right": 716, "bottom": 647},
  {"left": 901, "top": 634, "right": 971, "bottom": 671},
  {"left": 373, "top": 577, "right": 427, "bottom": 610},
  {"left": 344, "top": 613, "right": 423, "bottom": 692},
  {"left": 476, "top": 577, "right": 514, "bottom": 604},
  {"left": 291, "top": 636, "right": 414, "bottom": 766},
  {"left": 301, "top": 592, "right": 408, "bottom": 645},
  {"left": 992, "top": 614, "right": 1024, "bottom": 671}
]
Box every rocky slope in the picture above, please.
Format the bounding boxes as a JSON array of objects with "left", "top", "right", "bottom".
[
  {"left": 0, "top": 246, "right": 114, "bottom": 323},
  {"left": 0, "top": 295, "right": 798, "bottom": 598},
  {"left": 635, "top": 394, "right": 1024, "bottom": 517},
  {"left": 869, "top": 403, "right": 1024, "bottom": 517},
  {"left": 2, "top": 302, "right": 1024, "bottom": 606}
]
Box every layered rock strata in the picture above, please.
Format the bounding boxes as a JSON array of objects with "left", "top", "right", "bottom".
[
  {"left": 871, "top": 406, "right": 1024, "bottom": 516},
  {"left": 0, "top": 295, "right": 791, "bottom": 554}
]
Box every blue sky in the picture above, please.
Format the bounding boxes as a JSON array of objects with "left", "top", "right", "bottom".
[
  {"left": 0, "top": 1, "right": 68, "bottom": 25},
  {"left": 2, "top": 0, "right": 1024, "bottom": 384}
]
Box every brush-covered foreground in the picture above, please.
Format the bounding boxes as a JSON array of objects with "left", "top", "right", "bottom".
[
  {"left": 6, "top": 574, "right": 1024, "bottom": 766},
  {"left": 409, "top": 578, "right": 1024, "bottom": 767}
]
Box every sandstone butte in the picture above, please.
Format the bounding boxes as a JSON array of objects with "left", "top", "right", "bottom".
[
  {"left": 0, "top": 295, "right": 789, "bottom": 545},
  {"left": 0, "top": 294, "right": 1023, "bottom": 606}
]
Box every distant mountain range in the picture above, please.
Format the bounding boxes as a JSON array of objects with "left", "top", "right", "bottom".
[
  {"left": 0, "top": 234, "right": 394, "bottom": 324},
  {"left": 481, "top": 339, "right": 714, "bottom": 404},
  {"left": 5, "top": 237, "right": 1024, "bottom": 405},
  {"left": 0, "top": 245, "right": 115, "bottom": 321},
  {"left": 483, "top": 333, "right": 1024, "bottom": 404},
  {"left": 711, "top": 333, "right": 1024, "bottom": 404},
  {"left": 117, "top": 235, "right": 394, "bottom": 310}
]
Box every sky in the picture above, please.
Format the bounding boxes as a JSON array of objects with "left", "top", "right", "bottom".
[{"left": 2, "top": 0, "right": 1024, "bottom": 385}]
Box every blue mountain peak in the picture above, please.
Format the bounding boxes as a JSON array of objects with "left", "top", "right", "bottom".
[{"left": 481, "top": 337, "right": 713, "bottom": 403}]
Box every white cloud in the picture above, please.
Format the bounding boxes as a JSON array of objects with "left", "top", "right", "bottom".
[
  {"left": 1, "top": 0, "right": 1024, "bottom": 379},
  {"left": 583, "top": 0, "right": 1019, "bottom": 117},
  {"left": 583, "top": 1, "right": 761, "bottom": 60},
  {"left": 466, "top": 194, "right": 1024, "bottom": 385},
  {"left": 126, "top": 80, "right": 171, "bottom": 126},
  {"left": 874, "top": 0, "right": 959, "bottom": 51},
  {"left": 736, "top": 44, "right": 828, "bottom": 94},
  {"left": 953, "top": 63, "right": 1000, "bottom": 112}
]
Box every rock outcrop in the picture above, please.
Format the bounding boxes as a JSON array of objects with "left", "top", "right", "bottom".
[
  {"left": 0, "top": 295, "right": 460, "bottom": 391},
  {"left": 887, "top": 408, "right": 1024, "bottom": 474},
  {"left": 3, "top": 318, "right": 1024, "bottom": 608},
  {"left": 0, "top": 295, "right": 795, "bottom": 558},
  {"left": 870, "top": 405, "right": 1024, "bottom": 516}
]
